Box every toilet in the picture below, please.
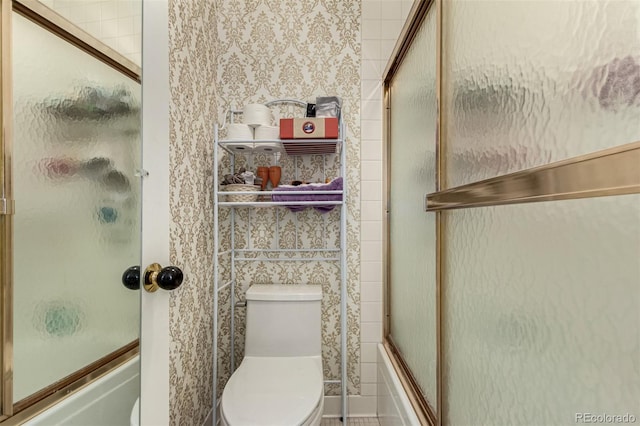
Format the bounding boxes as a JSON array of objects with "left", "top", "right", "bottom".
[{"left": 220, "top": 284, "right": 324, "bottom": 426}]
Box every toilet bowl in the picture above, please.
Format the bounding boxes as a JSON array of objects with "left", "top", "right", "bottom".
[
  {"left": 220, "top": 356, "right": 324, "bottom": 426},
  {"left": 220, "top": 284, "right": 324, "bottom": 426}
]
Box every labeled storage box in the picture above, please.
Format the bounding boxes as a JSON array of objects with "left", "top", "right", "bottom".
[{"left": 279, "top": 117, "right": 339, "bottom": 139}]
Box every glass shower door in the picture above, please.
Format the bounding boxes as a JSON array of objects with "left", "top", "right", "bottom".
[
  {"left": 440, "top": 0, "right": 640, "bottom": 424},
  {"left": 387, "top": 5, "right": 438, "bottom": 417},
  {"left": 12, "top": 11, "right": 141, "bottom": 405},
  {"left": 385, "top": 0, "right": 640, "bottom": 424}
]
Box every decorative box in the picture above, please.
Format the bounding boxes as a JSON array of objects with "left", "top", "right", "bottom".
[{"left": 279, "top": 117, "right": 339, "bottom": 139}]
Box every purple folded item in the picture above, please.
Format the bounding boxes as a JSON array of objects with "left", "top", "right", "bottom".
[{"left": 272, "top": 177, "right": 343, "bottom": 213}]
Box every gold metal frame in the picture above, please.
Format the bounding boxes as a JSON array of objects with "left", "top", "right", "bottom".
[
  {"left": 0, "top": 214, "right": 10, "bottom": 420},
  {"left": 383, "top": 0, "right": 432, "bottom": 87},
  {"left": 5, "top": 342, "right": 139, "bottom": 425},
  {"left": 0, "top": 0, "right": 13, "bottom": 418},
  {"left": 383, "top": 339, "right": 434, "bottom": 425},
  {"left": 426, "top": 141, "right": 640, "bottom": 211},
  {"left": 383, "top": 2, "right": 432, "bottom": 336},
  {"left": 0, "top": 0, "right": 142, "bottom": 421},
  {"left": 382, "top": 1, "right": 439, "bottom": 424},
  {"left": 13, "top": 0, "right": 140, "bottom": 82},
  {"left": 383, "top": 85, "right": 390, "bottom": 340},
  {"left": 434, "top": 0, "right": 444, "bottom": 424}
]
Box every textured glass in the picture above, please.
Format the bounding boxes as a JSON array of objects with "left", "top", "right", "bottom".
[
  {"left": 443, "top": 196, "right": 640, "bottom": 425},
  {"left": 13, "top": 13, "right": 141, "bottom": 401},
  {"left": 388, "top": 10, "right": 437, "bottom": 406},
  {"left": 444, "top": 0, "right": 640, "bottom": 187}
]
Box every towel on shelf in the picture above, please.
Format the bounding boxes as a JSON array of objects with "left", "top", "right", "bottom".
[{"left": 272, "top": 177, "right": 343, "bottom": 213}]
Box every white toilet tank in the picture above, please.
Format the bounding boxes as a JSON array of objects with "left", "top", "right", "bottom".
[{"left": 244, "top": 284, "right": 322, "bottom": 357}]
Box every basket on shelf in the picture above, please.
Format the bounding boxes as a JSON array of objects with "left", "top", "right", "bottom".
[{"left": 220, "top": 184, "right": 261, "bottom": 202}]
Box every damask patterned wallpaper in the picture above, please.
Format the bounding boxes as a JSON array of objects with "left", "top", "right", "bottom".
[
  {"left": 167, "top": 0, "right": 217, "bottom": 424},
  {"left": 215, "top": 0, "right": 362, "bottom": 397},
  {"left": 168, "top": 0, "right": 362, "bottom": 423}
]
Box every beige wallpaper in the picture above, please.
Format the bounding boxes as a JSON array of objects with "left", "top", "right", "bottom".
[
  {"left": 167, "top": 0, "right": 217, "bottom": 424},
  {"left": 168, "top": 0, "right": 362, "bottom": 422},
  {"left": 215, "top": 0, "right": 362, "bottom": 396}
]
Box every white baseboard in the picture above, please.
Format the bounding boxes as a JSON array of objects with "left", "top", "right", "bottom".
[{"left": 323, "top": 395, "right": 377, "bottom": 418}]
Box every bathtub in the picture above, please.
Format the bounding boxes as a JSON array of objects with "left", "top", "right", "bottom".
[
  {"left": 24, "top": 356, "right": 139, "bottom": 426},
  {"left": 377, "top": 344, "right": 420, "bottom": 426}
]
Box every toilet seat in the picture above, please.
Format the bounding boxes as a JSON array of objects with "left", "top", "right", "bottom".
[{"left": 221, "top": 356, "right": 324, "bottom": 426}]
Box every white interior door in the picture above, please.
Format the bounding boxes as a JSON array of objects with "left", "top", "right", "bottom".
[{"left": 140, "top": 1, "right": 171, "bottom": 424}]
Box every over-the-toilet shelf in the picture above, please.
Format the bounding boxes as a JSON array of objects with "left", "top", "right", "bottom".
[
  {"left": 214, "top": 119, "right": 346, "bottom": 209},
  {"left": 211, "top": 99, "right": 349, "bottom": 420}
]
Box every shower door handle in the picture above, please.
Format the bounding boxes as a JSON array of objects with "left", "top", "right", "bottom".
[{"left": 121, "top": 263, "right": 184, "bottom": 292}]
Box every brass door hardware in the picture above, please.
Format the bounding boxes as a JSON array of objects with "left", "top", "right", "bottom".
[
  {"left": 121, "top": 263, "right": 184, "bottom": 293},
  {"left": 0, "top": 199, "right": 13, "bottom": 215}
]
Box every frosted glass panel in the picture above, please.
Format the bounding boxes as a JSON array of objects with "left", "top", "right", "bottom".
[
  {"left": 388, "top": 10, "right": 437, "bottom": 405},
  {"left": 444, "top": 0, "right": 640, "bottom": 187},
  {"left": 443, "top": 195, "right": 640, "bottom": 425},
  {"left": 13, "top": 13, "right": 141, "bottom": 401}
]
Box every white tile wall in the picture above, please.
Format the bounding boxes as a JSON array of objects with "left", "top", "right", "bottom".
[
  {"left": 360, "top": 0, "right": 414, "bottom": 415},
  {"left": 39, "top": 0, "right": 141, "bottom": 66}
]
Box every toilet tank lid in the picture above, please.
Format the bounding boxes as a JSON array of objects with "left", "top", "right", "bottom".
[{"left": 246, "top": 284, "right": 322, "bottom": 301}]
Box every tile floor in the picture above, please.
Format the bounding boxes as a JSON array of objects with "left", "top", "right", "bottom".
[{"left": 321, "top": 418, "right": 380, "bottom": 426}]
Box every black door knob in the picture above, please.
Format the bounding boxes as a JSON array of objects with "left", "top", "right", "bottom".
[
  {"left": 122, "top": 266, "right": 141, "bottom": 290},
  {"left": 143, "top": 263, "right": 184, "bottom": 292},
  {"left": 156, "top": 266, "right": 184, "bottom": 290}
]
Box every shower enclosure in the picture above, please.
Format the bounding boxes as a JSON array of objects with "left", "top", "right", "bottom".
[
  {"left": 384, "top": 0, "right": 640, "bottom": 424},
  {"left": 0, "top": 0, "right": 142, "bottom": 422}
]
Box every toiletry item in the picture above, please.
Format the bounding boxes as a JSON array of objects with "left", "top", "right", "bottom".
[
  {"left": 240, "top": 171, "right": 256, "bottom": 185},
  {"left": 315, "top": 96, "right": 342, "bottom": 118},
  {"left": 226, "top": 123, "right": 254, "bottom": 140},
  {"left": 243, "top": 103, "right": 272, "bottom": 126},
  {"left": 254, "top": 125, "right": 282, "bottom": 152},
  {"left": 226, "top": 124, "right": 254, "bottom": 151},
  {"left": 221, "top": 168, "right": 249, "bottom": 185},
  {"left": 254, "top": 125, "right": 280, "bottom": 140},
  {"left": 254, "top": 143, "right": 282, "bottom": 153},
  {"left": 306, "top": 103, "right": 316, "bottom": 117},
  {"left": 226, "top": 143, "right": 254, "bottom": 153}
]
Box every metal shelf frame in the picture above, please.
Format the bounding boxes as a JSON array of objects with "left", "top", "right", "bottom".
[{"left": 212, "top": 104, "right": 348, "bottom": 424}]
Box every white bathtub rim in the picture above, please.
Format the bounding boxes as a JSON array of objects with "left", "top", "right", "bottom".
[
  {"left": 377, "top": 343, "right": 421, "bottom": 426},
  {"left": 23, "top": 355, "right": 139, "bottom": 425}
]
